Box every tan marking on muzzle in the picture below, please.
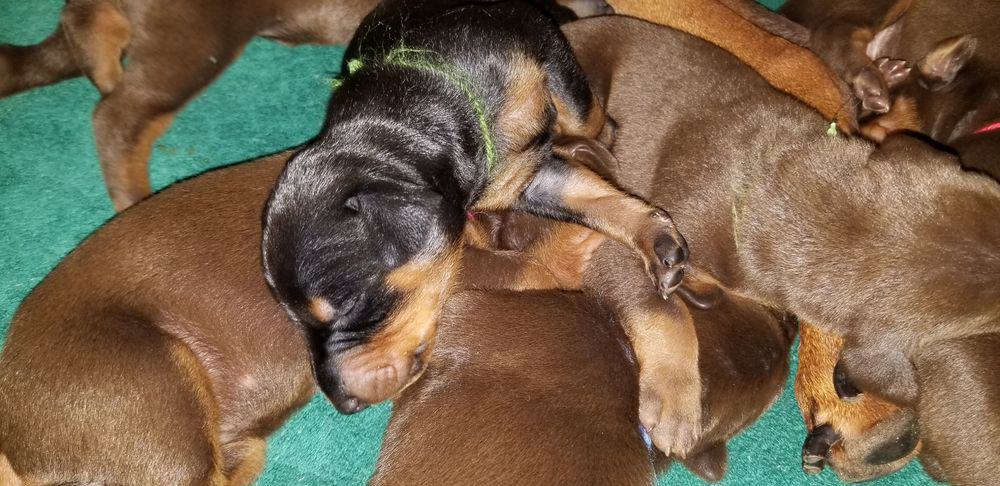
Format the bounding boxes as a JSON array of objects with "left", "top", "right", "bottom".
[
  {"left": 336, "top": 246, "right": 463, "bottom": 404},
  {"left": 795, "top": 323, "right": 905, "bottom": 438}
]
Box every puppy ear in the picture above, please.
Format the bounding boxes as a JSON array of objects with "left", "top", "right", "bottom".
[
  {"left": 918, "top": 34, "right": 977, "bottom": 90},
  {"left": 681, "top": 441, "right": 729, "bottom": 482},
  {"left": 676, "top": 275, "right": 722, "bottom": 311},
  {"left": 866, "top": 20, "right": 903, "bottom": 61},
  {"left": 553, "top": 136, "right": 619, "bottom": 179}
]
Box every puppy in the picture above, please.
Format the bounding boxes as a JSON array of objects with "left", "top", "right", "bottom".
[
  {"left": 783, "top": 0, "right": 1000, "bottom": 177},
  {"left": 795, "top": 323, "right": 921, "bottom": 481},
  {"left": 596, "top": 4, "right": 915, "bottom": 476},
  {"left": 565, "top": 15, "right": 1000, "bottom": 485},
  {"left": 0, "top": 0, "right": 610, "bottom": 210},
  {"left": 0, "top": 152, "right": 594, "bottom": 484},
  {"left": 372, "top": 276, "right": 794, "bottom": 484},
  {"left": 0, "top": 152, "right": 311, "bottom": 485},
  {"left": 262, "top": 0, "right": 688, "bottom": 419}
]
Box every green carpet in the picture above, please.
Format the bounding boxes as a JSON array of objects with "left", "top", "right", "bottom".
[{"left": 0, "top": 1, "right": 933, "bottom": 484}]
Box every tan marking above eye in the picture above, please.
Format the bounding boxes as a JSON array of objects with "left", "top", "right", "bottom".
[{"left": 308, "top": 296, "right": 337, "bottom": 323}]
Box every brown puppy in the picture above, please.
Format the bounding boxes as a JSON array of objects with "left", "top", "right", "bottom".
[
  {"left": 0, "top": 152, "right": 309, "bottom": 484},
  {"left": 783, "top": 0, "right": 1000, "bottom": 176},
  {"left": 372, "top": 277, "right": 794, "bottom": 484},
  {"left": 594, "top": 2, "right": 902, "bottom": 465},
  {"left": 0, "top": 0, "right": 610, "bottom": 210},
  {"left": 565, "top": 16, "right": 1000, "bottom": 485}
]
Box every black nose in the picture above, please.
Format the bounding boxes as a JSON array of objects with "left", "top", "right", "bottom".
[
  {"left": 802, "top": 424, "right": 841, "bottom": 475},
  {"left": 314, "top": 358, "right": 370, "bottom": 415}
]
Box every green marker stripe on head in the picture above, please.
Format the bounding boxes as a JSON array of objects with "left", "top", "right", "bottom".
[{"left": 334, "top": 45, "right": 499, "bottom": 171}]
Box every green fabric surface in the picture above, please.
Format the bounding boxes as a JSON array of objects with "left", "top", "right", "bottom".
[{"left": 0, "top": 1, "right": 934, "bottom": 485}]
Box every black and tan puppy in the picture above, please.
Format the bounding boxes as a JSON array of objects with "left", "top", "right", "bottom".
[
  {"left": 262, "top": 0, "right": 687, "bottom": 417},
  {"left": 564, "top": 16, "right": 1000, "bottom": 485},
  {"left": 0, "top": 0, "right": 610, "bottom": 210}
]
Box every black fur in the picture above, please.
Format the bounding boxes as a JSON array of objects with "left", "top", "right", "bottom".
[{"left": 262, "top": 0, "right": 600, "bottom": 410}]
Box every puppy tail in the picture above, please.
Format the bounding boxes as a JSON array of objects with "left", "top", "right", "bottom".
[{"left": 0, "top": 452, "right": 23, "bottom": 486}]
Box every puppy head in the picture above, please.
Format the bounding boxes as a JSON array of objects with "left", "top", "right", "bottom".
[
  {"left": 862, "top": 32, "right": 991, "bottom": 143},
  {"left": 262, "top": 144, "right": 465, "bottom": 414}
]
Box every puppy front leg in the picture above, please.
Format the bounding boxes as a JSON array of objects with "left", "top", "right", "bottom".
[
  {"left": 461, "top": 221, "right": 605, "bottom": 291},
  {"left": 586, "top": 242, "right": 702, "bottom": 457},
  {"left": 517, "top": 137, "right": 689, "bottom": 298}
]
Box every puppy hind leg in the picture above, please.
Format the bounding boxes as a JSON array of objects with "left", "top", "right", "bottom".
[
  {"left": 585, "top": 242, "right": 702, "bottom": 457},
  {"left": 61, "top": 0, "right": 131, "bottom": 95},
  {"left": 92, "top": 34, "right": 244, "bottom": 210},
  {"left": 0, "top": 25, "right": 81, "bottom": 98},
  {"left": 517, "top": 138, "right": 688, "bottom": 298},
  {"left": 93, "top": 93, "right": 178, "bottom": 211},
  {"left": 222, "top": 437, "right": 267, "bottom": 486}
]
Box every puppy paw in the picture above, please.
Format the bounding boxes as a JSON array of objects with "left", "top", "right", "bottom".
[
  {"left": 639, "top": 210, "right": 688, "bottom": 299},
  {"left": 638, "top": 365, "right": 703, "bottom": 457},
  {"left": 852, "top": 67, "right": 891, "bottom": 114},
  {"left": 874, "top": 57, "right": 911, "bottom": 89}
]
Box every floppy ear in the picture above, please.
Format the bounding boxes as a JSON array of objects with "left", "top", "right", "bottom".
[
  {"left": 552, "top": 136, "right": 619, "bottom": 179},
  {"left": 681, "top": 441, "right": 729, "bottom": 482},
  {"left": 866, "top": 20, "right": 903, "bottom": 61},
  {"left": 676, "top": 272, "right": 722, "bottom": 310},
  {"left": 917, "top": 35, "right": 977, "bottom": 90}
]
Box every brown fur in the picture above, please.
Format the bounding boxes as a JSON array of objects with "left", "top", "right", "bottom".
[
  {"left": 372, "top": 279, "right": 794, "bottom": 484},
  {"left": 0, "top": 148, "right": 786, "bottom": 483},
  {"left": 565, "top": 16, "right": 1000, "bottom": 485},
  {"left": 0, "top": 153, "right": 313, "bottom": 484},
  {"left": 0, "top": 0, "right": 610, "bottom": 210},
  {"left": 608, "top": 0, "right": 857, "bottom": 133}
]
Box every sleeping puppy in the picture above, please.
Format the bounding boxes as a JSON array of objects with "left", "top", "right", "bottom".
[
  {"left": 795, "top": 323, "right": 921, "bottom": 481},
  {"left": 0, "top": 0, "right": 610, "bottom": 210},
  {"left": 262, "top": 0, "right": 688, "bottom": 420},
  {"left": 0, "top": 153, "right": 311, "bottom": 485},
  {"left": 565, "top": 15, "right": 1000, "bottom": 485},
  {"left": 782, "top": 0, "right": 1000, "bottom": 177},
  {"left": 372, "top": 260, "right": 794, "bottom": 484}
]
